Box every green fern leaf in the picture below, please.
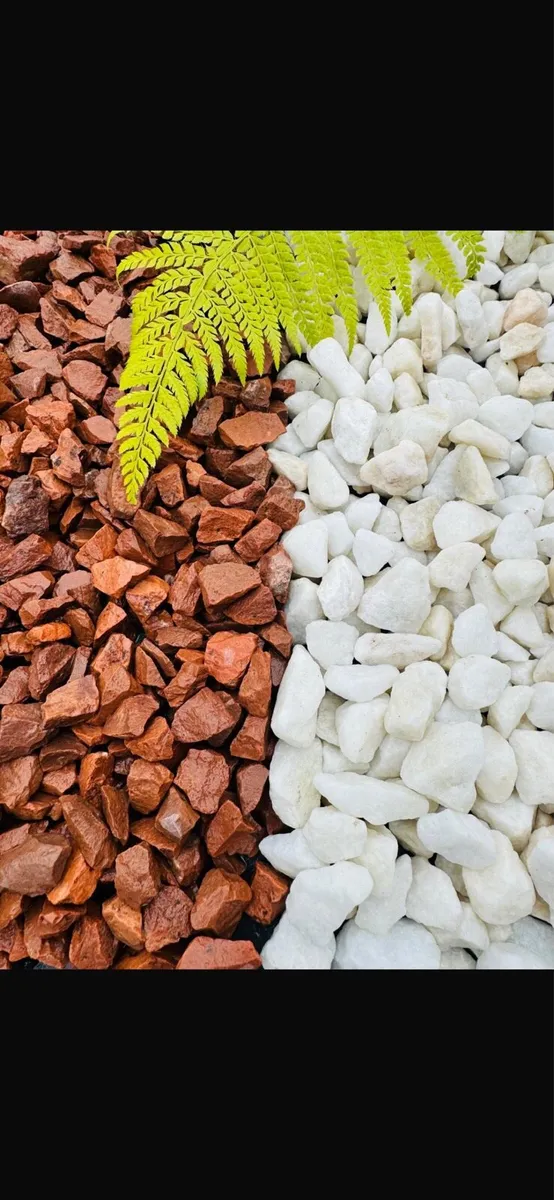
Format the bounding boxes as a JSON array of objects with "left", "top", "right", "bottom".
[
  {"left": 407, "top": 231, "right": 463, "bottom": 295},
  {"left": 322, "top": 231, "right": 359, "bottom": 351},
  {"left": 446, "top": 230, "right": 486, "bottom": 278},
  {"left": 348, "top": 231, "right": 394, "bottom": 333},
  {"left": 249, "top": 231, "right": 302, "bottom": 354},
  {"left": 289, "top": 230, "right": 335, "bottom": 347},
  {"left": 384, "top": 231, "right": 413, "bottom": 317}
]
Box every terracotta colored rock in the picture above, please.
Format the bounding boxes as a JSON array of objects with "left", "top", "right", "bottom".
[
  {"left": 196, "top": 505, "right": 255, "bottom": 544},
  {"left": 221, "top": 481, "right": 266, "bottom": 509},
  {"left": 116, "top": 950, "right": 173, "bottom": 970},
  {"left": 133, "top": 509, "right": 191, "bottom": 557},
  {"left": 236, "top": 763, "right": 269, "bottom": 815},
  {"left": 1, "top": 475, "right": 50, "bottom": 538},
  {"left": 0, "top": 534, "right": 51, "bottom": 582},
  {"left": 198, "top": 562, "right": 260, "bottom": 608},
  {"left": 102, "top": 694, "right": 158, "bottom": 739},
  {"left": 240, "top": 377, "right": 272, "bottom": 409},
  {"left": 115, "top": 842, "right": 160, "bottom": 909},
  {"left": 143, "top": 885, "right": 193, "bottom": 951},
  {"left": 28, "top": 643, "right": 74, "bottom": 700},
  {"left": 97, "top": 665, "right": 139, "bottom": 718},
  {"left": 235, "top": 518, "right": 281, "bottom": 562},
  {"left": 61, "top": 795, "right": 115, "bottom": 870},
  {"left": 261, "top": 621, "right": 292, "bottom": 658},
  {"left": 79, "top": 751, "right": 114, "bottom": 800},
  {"left": 26, "top": 621, "right": 72, "bottom": 648},
  {"left": 205, "top": 798, "right": 261, "bottom": 857},
  {"left": 91, "top": 631, "right": 133, "bottom": 676},
  {"left": 75, "top": 524, "right": 118, "bottom": 570},
  {"left": 126, "top": 575, "right": 169, "bottom": 625},
  {"left": 135, "top": 646, "right": 165, "bottom": 688},
  {"left": 125, "top": 716, "right": 175, "bottom": 762},
  {"left": 102, "top": 895, "right": 144, "bottom": 950},
  {"left": 230, "top": 714, "right": 269, "bottom": 762},
  {"left": 0, "top": 754, "right": 42, "bottom": 811},
  {"left": 50, "top": 428, "right": 85, "bottom": 487},
  {"left": 257, "top": 479, "right": 304, "bottom": 530},
  {"left": 155, "top": 786, "right": 199, "bottom": 844},
  {"left": 0, "top": 280, "right": 41, "bottom": 312},
  {"left": 42, "top": 675, "right": 99, "bottom": 730},
  {"left": 177, "top": 936, "right": 261, "bottom": 969},
  {"left": 36, "top": 899, "right": 85, "bottom": 937},
  {"left": 115, "top": 527, "right": 156, "bottom": 567},
  {"left": 47, "top": 847, "right": 101, "bottom": 905},
  {"left": 246, "top": 860, "right": 288, "bottom": 924},
  {"left": 174, "top": 749, "right": 230, "bottom": 814},
  {"left": 91, "top": 555, "right": 150, "bottom": 599},
  {"left": 190, "top": 868, "right": 252, "bottom": 937},
  {"left": 62, "top": 360, "right": 106, "bottom": 402},
  {"left": 41, "top": 764, "right": 77, "bottom": 795},
  {"left": 0, "top": 703, "right": 45, "bottom": 762},
  {"left": 0, "top": 832, "right": 70, "bottom": 895},
  {"left": 176, "top": 495, "right": 210, "bottom": 533},
  {"left": 100, "top": 783, "right": 129, "bottom": 843},
  {"left": 169, "top": 563, "right": 201, "bottom": 615},
  {"left": 80, "top": 415, "right": 116, "bottom": 445},
  {"left": 53, "top": 569, "right": 95, "bottom": 608},
  {"left": 0, "top": 890, "right": 24, "bottom": 929},
  {"left": 218, "top": 412, "right": 285, "bottom": 450},
  {"left": 199, "top": 474, "right": 234, "bottom": 503},
  {"left": 226, "top": 585, "right": 277, "bottom": 626},
  {"left": 127, "top": 759, "right": 173, "bottom": 815},
  {"left": 204, "top": 631, "right": 258, "bottom": 687},
  {"left": 238, "top": 648, "right": 272, "bottom": 717},
  {"left": 0, "top": 665, "right": 30, "bottom": 704},
  {"left": 172, "top": 687, "right": 241, "bottom": 745},
  {"left": 155, "top": 463, "right": 186, "bottom": 507},
  {"left": 69, "top": 913, "right": 116, "bottom": 970},
  {"left": 189, "top": 395, "right": 225, "bottom": 444}
]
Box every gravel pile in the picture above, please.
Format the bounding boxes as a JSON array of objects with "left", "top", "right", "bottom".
[
  {"left": 261, "top": 229, "right": 554, "bottom": 969},
  {"left": 0, "top": 229, "right": 299, "bottom": 971}
]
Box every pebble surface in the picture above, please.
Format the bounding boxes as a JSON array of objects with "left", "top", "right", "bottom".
[{"left": 261, "top": 230, "right": 554, "bottom": 969}]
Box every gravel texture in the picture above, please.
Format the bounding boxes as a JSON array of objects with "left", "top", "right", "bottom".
[
  {"left": 261, "top": 229, "right": 554, "bottom": 970},
  {"left": 0, "top": 229, "right": 300, "bottom": 971}
]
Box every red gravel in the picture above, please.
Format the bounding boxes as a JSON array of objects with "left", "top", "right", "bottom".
[{"left": 0, "top": 230, "right": 295, "bottom": 970}]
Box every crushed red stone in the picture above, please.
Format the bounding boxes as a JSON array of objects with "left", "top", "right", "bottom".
[{"left": 0, "top": 230, "right": 299, "bottom": 970}]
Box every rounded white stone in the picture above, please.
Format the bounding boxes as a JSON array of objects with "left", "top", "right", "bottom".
[
  {"left": 352, "top": 528, "right": 395, "bottom": 576},
  {"left": 336, "top": 915, "right": 440, "bottom": 969},
  {"left": 475, "top": 725, "right": 518, "bottom": 803},
  {"left": 324, "top": 663, "right": 399, "bottom": 703},
  {"left": 260, "top": 829, "right": 324, "bottom": 878},
  {"left": 451, "top": 604, "right": 499, "bottom": 657},
  {"left": 335, "top": 696, "right": 389, "bottom": 764},
  {"left": 314, "top": 770, "right": 429, "bottom": 824},
  {"left": 417, "top": 810, "right": 497, "bottom": 868},
  {"left": 318, "top": 554, "right": 364, "bottom": 620},
  {"left": 462, "top": 831, "right": 535, "bottom": 925},
  {"left": 400, "top": 721, "right": 485, "bottom": 812},
  {"left": 447, "top": 655, "right": 511, "bottom": 710},
  {"left": 331, "top": 396, "right": 377, "bottom": 464},
  {"left": 307, "top": 450, "right": 350, "bottom": 511},
  {"left": 261, "top": 914, "right": 335, "bottom": 970},
  {"left": 476, "top": 942, "right": 548, "bottom": 969},
  {"left": 281, "top": 518, "right": 328, "bottom": 578},
  {"left": 268, "top": 736, "right": 323, "bottom": 826},
  {"left": 270, "top": 645, "right": 325, "bottom": 748},
  {"left": 357, "top": 559, "right": 431, "bottom": 632},
  {"left": 305, "top": 619, "right": 358, "bottom": 669},
  {"left": 405, "top": 857, "right": 463, "bottom": 932},
  {"left": 286, "top": 861, "right": 373, "bottom": 945},
  {"left": 303, "top": 806, "right": 368, "bottom": 864}
]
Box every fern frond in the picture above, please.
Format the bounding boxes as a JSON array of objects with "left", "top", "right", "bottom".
[
  {"left": 322, "top": 231, "right": 359, "bottom": 351},
  {"left": 407, "top": 231, "right": 463, "bottom": 295},
  {"left": 289, "top": 230, "right": 335, "bottom": 347},
  {"left": 385, "top": 231, "right": 413, "bottom": 317},
  {"left": 446, "top": 230, "right": 486, "bottom": 278},
  {"left": 116, "top": 242, "right": 208, "bottom": 278},
  {"left": 348, "top": 231, "right": 394, "bottom": 333},
  {"left": 249, "top": 231, "right": 302, "bottom": 354}
]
